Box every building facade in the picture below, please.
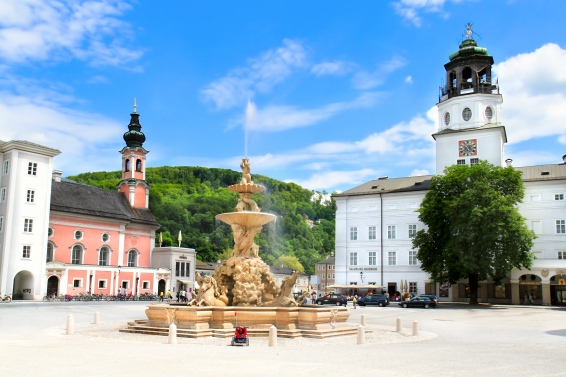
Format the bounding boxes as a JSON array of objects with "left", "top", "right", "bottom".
[
  {"left": 334, "top": 33, "right": 566, "bottom": 305},
  {"left": 0, "top": 107, "right": 202, "bottom": 300}
]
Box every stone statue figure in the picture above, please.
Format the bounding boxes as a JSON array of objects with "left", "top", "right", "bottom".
[
  {"left": 231, "top": 224, "right": 262, "bottom": 258},
  {"left": 262, "top": 271, "right": 303, "bottom": 307},
  {"left": 240, "top": 158, "right": 252, "bottom": 184},
  {"left": 188, "top": 274, "right": 228, "bottom": 307},
  {"left": 235, "top": 192, "right": 260, "bottom": 212}
]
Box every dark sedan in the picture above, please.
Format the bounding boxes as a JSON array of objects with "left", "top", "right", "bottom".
[
  {"left": 398, "top": 297, "right": 436, "bottom": 309},
  {"left": 358, "top": 294, "right": 389, "bottom": 307},
  {"left": 316, "top": 294, "right": 347, "bottom": 306},
  {"left": 417, "top": 294, "right": 439, "bottom": 304}
]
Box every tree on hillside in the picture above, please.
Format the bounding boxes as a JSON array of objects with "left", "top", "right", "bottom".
[
  {"left": 412, "top": 161, "right": 536, "bottom": 305},
  {"left": 274, "top": 255, "right": 305, "bottom": 273}
]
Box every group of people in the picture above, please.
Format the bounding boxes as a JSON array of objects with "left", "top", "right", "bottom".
[{"left": 158, "top": 289, "right": 194, "bottom": 303}]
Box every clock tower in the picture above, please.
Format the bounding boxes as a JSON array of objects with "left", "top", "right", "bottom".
[{"left": 433, "top": 25, "right": 507, "bottom": 174}]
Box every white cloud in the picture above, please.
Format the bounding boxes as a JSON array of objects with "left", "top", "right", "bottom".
[
  {"left": 351, "top": 56, "right": 407, "bottom": 90},
  {"left": 311, "top": 61, "right": 355, "bottom": 76},
  {"left": 244, "top": 92, "right": 383, "bottom": 133},
  {"left": 391, "top": 0, "right": 459, "bottom": 27},
  {"left": 405, "top": 75, "right": 413, "bottom": 83},
  {"left": 493, "top": 43, "right": 566, "bottom": 144},
  {"left": 559, "top": 135, "right": 566, "bottom": 145},
  {"left": 0, "top": 91, "right": 124, "bottom": 175},
  {"left": 410, "top": 169, "right": 430, "bottom": 176},
  {"left": 201, "top": 39, "right": 307, "bottom": 110},
  {"left": 289, "top": 169, "right": 380, "bottom": 191},
  {"left": 0, "top": 0, "right": 141, "bottom": 68}
]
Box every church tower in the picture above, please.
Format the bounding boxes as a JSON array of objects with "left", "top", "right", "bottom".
[
  {"left": 434, "top": 25, "right": 507, "bottom": 173},
  {"left": 118, "top": 102, "right": 149, "bottom": 208}
]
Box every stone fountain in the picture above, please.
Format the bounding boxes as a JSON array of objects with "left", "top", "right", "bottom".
[{"left": 122, "top": 158, "right": 360, "bottom": 339}]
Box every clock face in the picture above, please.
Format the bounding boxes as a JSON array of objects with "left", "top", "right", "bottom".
[{"left": 458, "top": 139, "right": 477, "bottom": 157}]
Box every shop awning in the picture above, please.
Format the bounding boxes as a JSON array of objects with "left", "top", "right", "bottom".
[
  {"left": 326, "top": 284, "right": 383, "bottom": 289},
  {"left": 177, "top": 279, "right": 193, "bottom": 286}
]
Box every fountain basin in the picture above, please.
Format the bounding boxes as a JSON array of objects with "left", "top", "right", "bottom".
[{"left": 216, "top": 211, "right": 276, "bottom": 227}]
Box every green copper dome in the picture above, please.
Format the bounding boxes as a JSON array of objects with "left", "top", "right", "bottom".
[
  {"left": 123, "top": 112, "right": 146, "bottom": 147},
  {"left": 449, "top": 38, "right": 489, "bottom": 61}
]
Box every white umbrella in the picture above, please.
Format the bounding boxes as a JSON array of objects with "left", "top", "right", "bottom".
[
  {"left": 178, "top": 230, "right": 182, "bottom": 247},
  {"left": 159, "top": 232, "right": 163, "bottom": 247}
]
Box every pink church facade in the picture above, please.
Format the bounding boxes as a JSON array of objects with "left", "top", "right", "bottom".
[{"left": 44, "top": 109, "right": 169, "bottom": 297}]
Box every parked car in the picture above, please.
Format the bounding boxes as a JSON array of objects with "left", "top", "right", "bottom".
[
  {"left": 316, "top": 294, "right": 347, "bottom": 306},
  {"left": 398, "top": 297, "right": 436, "bottom": 309},
  {"left": 417, "top": 294, "right": 439, "bottom": 304},
  {"left": 357, "top": 294, "right": 389, "bottom": 307}
]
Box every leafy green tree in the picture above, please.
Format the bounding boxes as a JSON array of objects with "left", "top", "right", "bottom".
[
  {"left": 412, "top": 161, "right": 536, "bottom": 305},
  {"left": 274, "top": 255, "right": 304, "bottom": 273}
]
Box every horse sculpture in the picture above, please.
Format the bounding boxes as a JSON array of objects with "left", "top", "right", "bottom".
[
  {"left": 261, "top": 271, "right": 303, "bottom": 307},
  {"left": 188, "top": 274, "right": 228, "bottom": 307}
]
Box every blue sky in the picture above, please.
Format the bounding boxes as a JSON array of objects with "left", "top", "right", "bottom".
[{"left": 1, "top": 0, "right": 566, "bottom": 193}]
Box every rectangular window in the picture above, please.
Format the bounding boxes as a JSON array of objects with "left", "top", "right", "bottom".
[
  {"left": 22, "top": 245, "right": 31, "bottom": 258},
  {"left": 388, "top": 251, "right": 396, "bottom": 266},
  {"left": 327, "top": 274, "right": 330, "bottom": 279},
  {"left": 470, "top": 158, "right": 479, "bottom": 166},
  {"left": 387, "top": 225, "right": 396, "bottom": 239},
  {"left": 368, "top": 226, "right": 377, "bottom": 240},
  {"left": 99, "top": 250, "right": 108, "bottom": 266},
  {"left": 555, "top": 194, "right": 564, "bottom": 201},
  {"left": 142, "top": 281, "right": 150, "bottom": 290},
  {"left": 369, "top": 251, "right": 377, "bottom": 265},
  {"left": 409, "top": 282, "right": 417, "bottom": 294},
  {"left": 350, "top": 227, "right": 358, "bottom": 241},
  {"left": 175, "top": 262, "right": 190, "bottom": 277},
  {"left": 0, "top": 216, "right": 4, "bottom": 232},
  {"left": 1, "top": 187, "right": 6, "bottom": 202},
  {"left": 530, "top": 220, "right": 542, "bottom": 234},
  {"left": 349, "top": 252, "right": 358, "bottom": 266},
  {"left": 23, "top": 218, "right": 33, "bottom": 233},
  {"left": 558, "top": 251, "right": 566, "bottom": 260},
  {"left": 3, "top": 160, "right": 9, "bottom": 175},
  {"left": 408, "top": 224, "right": 417, "bottom": 238},
  {"left": 332, "top": 274, "right": 335, "bottom": 279},
  {"left": 409, "top": 251, "right": 418, "bottom": 265},
  {"left": 98, "top": 280, "right": 107, "bottom": 289},
  {"left": 28, "top": 162, "right": 37, "bottom": 176},
  {"left": 557, "top": 220, "right": 566, "bottom": 234},
  {"left": 26, "top": 190, "right": 35, "bottom": 203},
  {"left": 73, "top": 279, "right": 81, "bottom": 288},
  {"left": 457, "top": 159, "right": 466, "bottom": 165}
]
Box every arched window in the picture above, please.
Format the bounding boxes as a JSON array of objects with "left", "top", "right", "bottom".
[
  {"left": 127, "top": 250, "right": 138, "bottom": 267},
  {"left": 462, "top": 67, "right": 473, "bottom": 84},
  {"left": 99, "top": 247, "right": 109, "bottom": 266},
  {"left": 135, "top": 159, "right": 142, "bottom": 172},
  {"left": 125, "top": 159, "right": 131, "bottom": 172},
  {"left": 46, "top": 242, "right": 54, "bottom": 262},
  {"left": 71, "top": 245, "right": 83, "bottom": 265}
]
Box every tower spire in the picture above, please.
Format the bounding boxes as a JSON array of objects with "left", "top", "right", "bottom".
[{"left": 133, "top": 98, "right": 137, "bottom": 113}]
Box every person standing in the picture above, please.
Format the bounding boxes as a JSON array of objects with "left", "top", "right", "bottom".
[
  {"left": 159, "top": 291, "right": 164, "bottom": 302},
  {"left": 167, "top": 289, "right": 172, "bottom": 302},
  {"left": 352, "top": 296, "right": 357, "bottom": 309}
]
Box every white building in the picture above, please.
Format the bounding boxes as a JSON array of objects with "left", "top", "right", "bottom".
[
  {"left": 0, "top": 141, "right": 61, "bottom": 299},
  {"left": 334, "top": 34, "right": 566, "bottom": 306}
]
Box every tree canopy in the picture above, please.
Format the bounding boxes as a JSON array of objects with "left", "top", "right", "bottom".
[
  {"left": 412, "top": 161, "right": 536, "bottom": 304},
  {"left": 69, "top": 166, "right": 336, "bottom": 274}
]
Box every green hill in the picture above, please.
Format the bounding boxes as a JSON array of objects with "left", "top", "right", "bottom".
[{"left": 68, "top": 166, "right": 335, "bottom": 274}]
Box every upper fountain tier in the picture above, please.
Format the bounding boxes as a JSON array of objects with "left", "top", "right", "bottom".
[{"left": 227, "top": 182, "right": 265, "bottom": 195}]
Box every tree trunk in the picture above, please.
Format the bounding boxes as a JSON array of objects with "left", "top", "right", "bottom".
[{"left": 468, "top": 273, "right": 479, "bottom": 305}]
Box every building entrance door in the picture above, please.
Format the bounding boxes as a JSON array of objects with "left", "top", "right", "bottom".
[{"left": 47, "top": 276, "right": 59, "bottom": 296}]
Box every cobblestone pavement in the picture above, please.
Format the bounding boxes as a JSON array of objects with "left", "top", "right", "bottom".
[{"left": 1, "top": 301, "right": 565, "bottom": 377}]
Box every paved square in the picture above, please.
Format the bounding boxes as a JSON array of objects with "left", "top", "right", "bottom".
[{"left": 1, "top": 301, "right": 564, "bottom": 376}]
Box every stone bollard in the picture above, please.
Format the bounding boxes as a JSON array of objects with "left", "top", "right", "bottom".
[
  {"left": 412, "top": 321, "right": 419, "bottom": 336},
  {"left": 168, "top": 323, "right": 177, "bottom": 344},
  {"left": 360, "top": 314, "right": 366, "bottom": 327},
  {"left": 396, "top": 317, "right": 402, "bottom": 332},
  {"left": 268, "top": 325, "right": 277, "bottom": 347},
  {"left": 94, "top": 311, "right": 100, "bottom": 325},
  {"left": 357, "top": 325, "right": 365, "bottom": 344},
  {"left": 66, "top": 314, "right": 74, "bottom": 335}
]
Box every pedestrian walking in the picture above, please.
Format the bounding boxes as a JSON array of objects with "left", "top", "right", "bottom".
[
  {"left": 353, "top": 296, "right": 357, "bottom": 309},
  {"left": 167, "top": 289, "right": 172, "bottom": 302},
  {"left": 159, "top": 291, "right": 164, "bottom": 302}
]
